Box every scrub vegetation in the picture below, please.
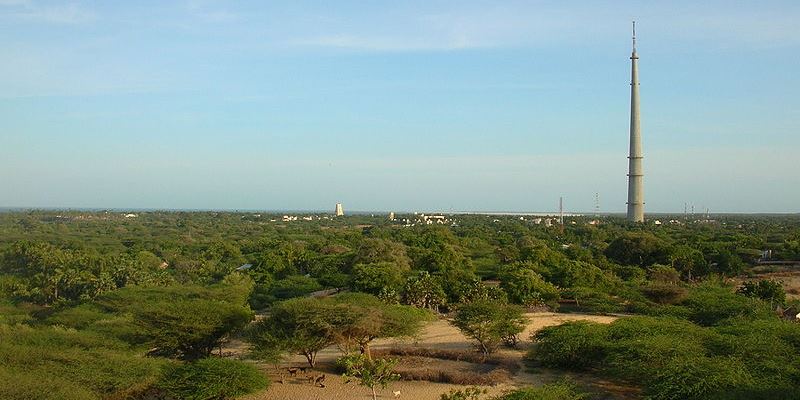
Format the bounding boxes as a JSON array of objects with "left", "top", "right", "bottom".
[{"left": 1, "top": 211, "right": 799, "bottom": 399}]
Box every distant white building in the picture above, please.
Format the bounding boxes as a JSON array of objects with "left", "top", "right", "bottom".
[
  {"left": 335, "top": 203, "right": 344, "bottom": 216},
  {"left": 124, "top": 213, "right": 137, "bottom": 218}
]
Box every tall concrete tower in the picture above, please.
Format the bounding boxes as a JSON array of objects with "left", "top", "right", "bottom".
[{"left": 626, "top": 21, "right": 644, "bottom": 222}]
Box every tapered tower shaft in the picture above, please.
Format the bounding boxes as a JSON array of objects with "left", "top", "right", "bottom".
[{"left": 626, "top": 22, "right": 644, "bottom": 222}]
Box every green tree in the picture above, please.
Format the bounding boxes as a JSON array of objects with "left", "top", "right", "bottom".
[
  {"left": 351, "top": 262, "right": 405, "bottom": 295},
  {"left": 402, "top": 271, "right": 446, "bottom": 311},
  {"left": 669, "top": 246, "right": 708, "bottom": 280},
  {"left": 338, "top": 354, "right": 400, "bottom": 400},
  {"left": 450, "top": 300, "right": 527, "bottom": 356},
  {"left": 354, "top": 238, "right": 411, "bottom": 270},
  {"left": 605, "top": 232, "right": 671, "bottom": 268},
  {"left": 500, "top": 265, "right": 560, "bottom": 307},
  {"left": 331, "top": 293, "right": 431, "bottom": 357},
  {"left": 249, "top": 297, "right": 339, "bottom": 367}
]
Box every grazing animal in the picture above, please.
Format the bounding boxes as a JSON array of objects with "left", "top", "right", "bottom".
[
  {"left": 393, "top": 390, "right": 401, "bottom": 398},
  {"left": 298, "top": 366, "right": 309, "bottom": 374},
  {"left": 287, "top": 367, "right": 298, "bottom": 377},
  {"left": 314, "top": 374, "right": 326, "bottom": 388}
]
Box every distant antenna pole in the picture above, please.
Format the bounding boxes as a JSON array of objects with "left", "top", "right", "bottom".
[
  {"left": 684, "top": 202, "right": 688, "bottom": 220},
  {"left": 559, "top": 197, "right": 564, "bottom": 226},
  {"left": 594, "top": 193, "right": 600, "bottom": 216}
]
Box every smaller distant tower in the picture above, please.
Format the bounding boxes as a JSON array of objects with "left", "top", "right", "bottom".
[
  {"left": 559, "top": 197, "right": 564, "bottom": 226},
  {"left": 388, "top": 212, "right": 395, "bottom": 221},
  {"left": 335, "top": 203, "right": 344, "bottom": 216},
  {"left": 594, "top": 193, "right": 600, "bottom": 216}
]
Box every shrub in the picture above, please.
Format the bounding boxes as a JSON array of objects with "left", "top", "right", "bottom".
[
  {"left": 683, "top": 283, "right": 772, "bottom": 326},
  {"left": 496, "top": 381, "right": 589, "bottom": 400},
  {"left": 0, "top": 301, "right": 34, "bottom": 325},
  {"left": 440, "top": 386, "right": 487, "bottom": 400},
  {"left": 157, "top": 358, "right": 269, "bottom": 400},
  {"left": 500, "top": 266, "right": 560, "bottom": 307},
  {"left": 562, "top": 286, "right": 625, "bottom": 313},
  {"left": 648, "top": 356, "right": 752, "bottom": 400},
  {"left": 531, "top": 321, "right": 608, "bottom": 370},
  {"left": 641, "top": 282, "right": 688, "bottom": 305},
  {"left": 270, "top": 275, "right": 322, "bottom": 300},
  {"left": 0, "top": 367, "right": 97, "bottom": 400},
  {"left": 0, "top": 324, "right": 165, "bottom": 398},
  {"left": 737, "top": 279, "right": 785, "bottom": 305}
]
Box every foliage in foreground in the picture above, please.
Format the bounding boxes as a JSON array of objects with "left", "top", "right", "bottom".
[
  {"left": 156, "top": 358, "right": 269, "bottom": 400},
  {"left": 0, "top": 323, "right": 166, "bottom": 400},
  {"left": 531, "top": 313, "right": 800, "bottom": 400}
]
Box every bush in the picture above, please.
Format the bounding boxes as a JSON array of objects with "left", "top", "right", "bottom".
[
  {"left": 683, "top": 283, "right": 772, "bottom": 326},
  {"left": 0, "top": 324, "right": 165, "bottom": 399},
  {"left": 440, "top": 386, "right": 487, "bottom": 400},
  {"left": 529, "top": 314, "right": 800, "bottom": 400},
  {"left": 562, "top": 286, "right": 625, "bottom": 313},
  {"left": 531, "top": 321, "right": 608, "bottom": 370},
  {"left": 496, "top": 381, "right": 588, "bottom": 400},
  {"left": 648, "top": 356, "right": 752, "bottom": 400},
  {"left": 0, "top": 301, "right": 34, "bottom": 325},
  {"left": 737, "top": 279, "right": 785, "bottom": 305},
  {"left": 270, "top": 275, "right": 322, "bottom": 300},
  {"left": 0, "top": 367, "right": 97, "bottom": 400},
  {"left": 157, "top": 358, "right": 269, "bottom": 400},
  {"left": 500, "top": 266, "right": 560, "bottom": 307},
  {"left": 641, "top": 282, "right": 688, "bottom": 305}
]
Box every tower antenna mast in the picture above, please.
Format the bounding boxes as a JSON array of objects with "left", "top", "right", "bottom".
[{"left": 626, "top": 21, "right": 645, "bottom": 222}]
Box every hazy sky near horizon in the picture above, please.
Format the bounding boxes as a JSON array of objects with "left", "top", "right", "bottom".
[{"left": 2, "top": 1, "right": 799, "bottom": 213}]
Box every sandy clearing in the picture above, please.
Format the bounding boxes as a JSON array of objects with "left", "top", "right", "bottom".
[{"left": 239, "top": 312, "right": 623, "bottom": 400}]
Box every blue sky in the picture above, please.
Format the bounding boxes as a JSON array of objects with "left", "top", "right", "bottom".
[{"left": 1, "top": 1, "right": 799, "bottom": 213}]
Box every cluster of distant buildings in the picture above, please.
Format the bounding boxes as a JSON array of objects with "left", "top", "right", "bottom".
[{"left": 392, "top": 213, "right": 455, "bottom": 227}]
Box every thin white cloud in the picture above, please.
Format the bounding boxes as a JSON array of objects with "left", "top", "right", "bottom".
[
  {"left": 283, "top": 2, "right": 800, "bottom": 52},
  {"left": 185, "top": 0, "right": 237, "bottom": 23},
  {"left": 1, "top": 1, "right": 95, "bottom": 24}
]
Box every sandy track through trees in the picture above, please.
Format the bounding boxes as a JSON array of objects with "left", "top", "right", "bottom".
[{"left": 240, "top": 312, "right": 619, "bottom": 400}]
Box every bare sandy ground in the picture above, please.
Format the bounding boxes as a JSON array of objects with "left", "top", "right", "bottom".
[{"left": 238, "top": 312, "right": 622, "bottom": 400}]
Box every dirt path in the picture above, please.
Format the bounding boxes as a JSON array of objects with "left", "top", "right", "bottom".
[{"left": 239, "top": 312, "right": 626, "bottom": 400}]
